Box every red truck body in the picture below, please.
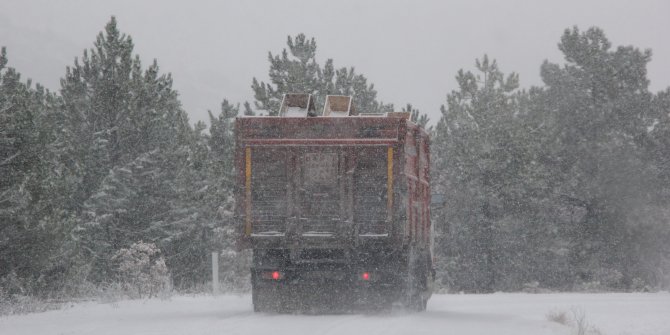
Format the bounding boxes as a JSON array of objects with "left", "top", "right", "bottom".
[{"left": 235, "top": 101, "right": 433, "bottom": 312}]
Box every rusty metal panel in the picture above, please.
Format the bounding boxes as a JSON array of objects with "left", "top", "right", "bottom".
[
  {"left": 235, "top": 113, "right": 431, "bottom": 249},
  {"left": 236, "top": 117, "right": 401, "bottom": 140},
  {"left": 244, "top": 139, "right": 397, "bottom": 146},
  {"left": 298, "top": 149, "right": 342, "bottom": 233},
  {"left": 250, "top": 148, "right": 288, "bottom": 235},
  {"left": 353, "top": 147, "right": 388, "bottom": 235},
  {"left": 303, "top": 152, "right": 338, "bottom": 185}
]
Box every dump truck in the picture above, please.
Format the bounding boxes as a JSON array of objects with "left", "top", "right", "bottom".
[{"left": 235, "top": 94, "right": 433, "bottom": 312}]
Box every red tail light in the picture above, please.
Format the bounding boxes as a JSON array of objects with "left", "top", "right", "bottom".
[
  {"left": 361, "top": 272, "right": 370, "bottom": 281},
  {"left": 261, "top": 271, "right": 283, "bottom": 280}
]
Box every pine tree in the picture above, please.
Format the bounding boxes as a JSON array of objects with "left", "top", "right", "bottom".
[
  {"left": 432, "top": 55, "right": 539, "bottom": 292},
  {"left": 207, "top": 100, "right": 248, "bottom": 288},
  {"left": 647, "top": 88, "right": 670, "bottom": 288},
  {"left": 251, "top": 34, "right": 392, "bottom": 115},
  {"left": 0, "top": 47, "right": 70, "bottom": 297},
  {"left": 401, "top": 103, "right": 430, "bottom": 129},
  {"left": 62, "top": 17, "right": 195, "bottom": 287},
  {"left": 538, "top": 27, "right": 659, "bottom": 289},
  {"left": 0, "top": 46, "right": 41, "bottom": 294},
  {"left": 209, "top": 99, "right": 238, "bottom": 190}
]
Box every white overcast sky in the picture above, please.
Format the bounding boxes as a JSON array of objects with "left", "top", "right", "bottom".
[{"left": 1, "top": 0, "right": 669, "bottom": 125}]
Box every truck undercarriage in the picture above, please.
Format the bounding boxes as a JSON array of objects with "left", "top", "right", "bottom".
[{"left": 250, "top": 245, "right": 432, "bottom": 312}]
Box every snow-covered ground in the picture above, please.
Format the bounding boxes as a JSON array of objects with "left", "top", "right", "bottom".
[{"left": 1, "top": 293, "right": 668, "bottom": 335}]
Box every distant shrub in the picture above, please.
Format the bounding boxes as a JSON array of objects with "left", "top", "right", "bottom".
[
  {"left": 0, "top": 286, "right": 61, "bottom": 315},
  {"left": 522, "top": 281, "right": 554, "bottom": 293},
  {"left": 630, "top": 277, "right": 652, "bottom": 292},
  {"left": 574, "top": 268, "right": 625, "bottom": 292},
  {"left": 113, "top": 241, "right": 171, "bottom": 299},
  {"left": 573, "top": 281, "right": 606, "bottom": 293},
  {"left": 547, "top": 307, "right": 602, "bottom": 335},
  {"left": 546, "top": 309, "right": 569, "bottom": 325},
  {"left": 570, "top": 308, "right": 602, "bottom": 335}
]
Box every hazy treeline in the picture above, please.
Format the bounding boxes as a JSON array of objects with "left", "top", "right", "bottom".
[
  {"left": 1, "top": 18, "right": 669, "bottom": 303},
  {"left": 432, "top": 28, "right": 670, "bottom": 292}
]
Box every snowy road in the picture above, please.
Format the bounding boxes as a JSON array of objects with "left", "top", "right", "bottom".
[{"left": 1, "top": 293, "right": 669, "bottom": 335}]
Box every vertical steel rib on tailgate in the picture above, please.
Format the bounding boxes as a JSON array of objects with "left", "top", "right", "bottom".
[
  {"left": 245, "top": 147, "right": 252, "bottom": 236},
  {"left": 387, "top": 146, "right": 394, "bottom": 223}
]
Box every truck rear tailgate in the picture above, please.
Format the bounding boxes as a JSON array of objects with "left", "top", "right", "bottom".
[{"left": 248, "top": 146, "right": 390, "bottom": 238}]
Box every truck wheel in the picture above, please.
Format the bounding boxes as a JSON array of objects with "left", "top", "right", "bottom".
[
  {"left": 253, "top": 286, "right": 284, "bottom": 313},
  {"left": 251, "top": 284, "right": 264, "bottom": 312},
  {"left": 406, "top": 284, "right": 426, "bottom": 311},
  {"left": 251, "top": 275, "right": 278, "bottom": 313},
  {"left": 404, "top": 249, "right": 428, "bottom": 312}
]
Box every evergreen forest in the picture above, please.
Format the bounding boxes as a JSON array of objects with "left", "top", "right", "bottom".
[{"left": 1, "top": 18, "right": 669, "bottom": 305}]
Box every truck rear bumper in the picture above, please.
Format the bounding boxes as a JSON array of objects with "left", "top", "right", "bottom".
[{"left": 251, "top": 267, "right": 400, "bottom": 311}]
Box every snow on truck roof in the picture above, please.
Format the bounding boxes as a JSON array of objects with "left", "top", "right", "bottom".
[
  {"left": 267, "top": 93, "right": 413, "bottom": 119},
  {"left": 238, "top": 93, "right": 428, "bottom": 141}
]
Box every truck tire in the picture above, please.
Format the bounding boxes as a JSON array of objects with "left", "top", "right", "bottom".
[
  {"left": 251, "top": 274, "right": 281, "bottom": 313},
  {"left": 252, "top": 285, "right": 263, "bottom": 312},
  {"left": 251, "top": 281, "right": 266, "bottom": 312},
  {"left": 403, "top": 247, "right": 428, "bottom": 312},
  {"left": 406, "top": 270, "right": 427, "bottom": 312}
]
